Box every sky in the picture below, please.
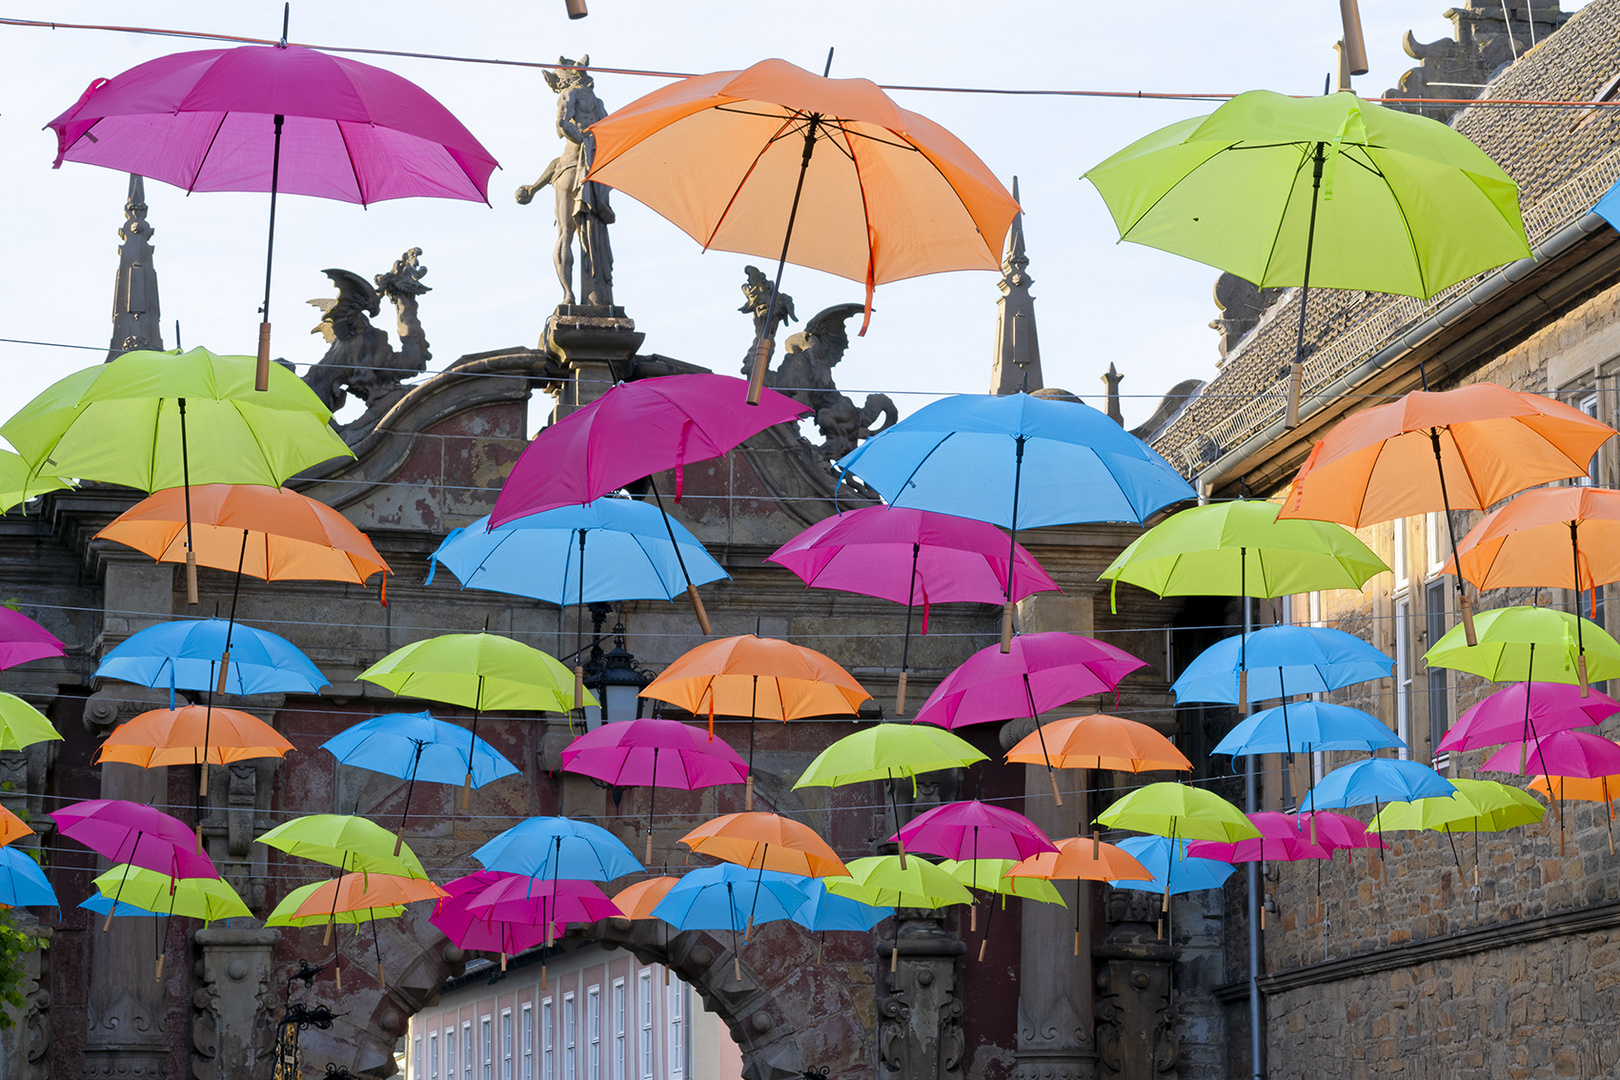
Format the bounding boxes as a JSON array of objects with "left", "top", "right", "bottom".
[{"left": 0, "top": 1, "right": 1591, "bottom": 432}]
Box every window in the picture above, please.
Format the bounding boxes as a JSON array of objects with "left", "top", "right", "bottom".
[
  {"left": 638, "top": 971, "right": 654, "bottom": 1080},
  {"left": 447, "top": 1030, "right": 458, "bottom": 1080},
  {"left": 564, "top": 993, "right": 577, "bottom": 1080},
  {"left": 502, "top": 1010, "right": 514, "bottom": 1080},
  {"left": 464, "top": 1022, "right": 474, "bottom": 1080},
  {"left": 667, "top": 982, "right": 684, "bottom": 1080},
  {"left": 430, "top": 1034, "right": 440, "bottom": 1080},
  {"left": 522, "top": 1005, "right": 534, "bottom": 1080},
  {"left": 612, "top": 980, "right": 626, "bottom": 1080},
  {"left": 1391, "top": 518, "right": 1407, "bottom": 586},
  {"left": 482, "top": 1018, "right": 494, "bottom": 1080},
  {"left": 1582, "top": 392, "right": 1604, "bottom": 485},
  {"left": 1425, "top": 511, "right": 1447, "bottom": 574},
  {"left": 588, "top": 988, "right": 601, "bottom": 1080},
  {"left": 1425, "top": 580, "right": 1450, "bottom": 761},
  {"left": 542, "top": 1000, "right": 554, "bottom": 1080},
  {"left": 415, "top": 1038, "right": 425, "bottom": 1080},
  {"left": 1395, "top": 597, "right": 1412, "bottom": 759}
]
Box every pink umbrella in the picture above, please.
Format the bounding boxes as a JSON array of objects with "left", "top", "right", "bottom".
[
  {"left": 912, "top": 632, "right": 1147, "bottom": 803},
  {"left": 431, "top": 873, "right": 551, "bottom": 967},
  {"left": 490, "top": 374, "right": 809, "bottom": 632},
  {"left": 47, "top": 34, "right": 499, "bottom": 389},
  {"left": 1297, "top": 810, "right": 1387, "bottom": 852},
  {"left": 51, "top": 799, "right": 219, "bottom": 929},
  {"left": 767, "top": 506, "right": 1061, "bottom": 713},
  {"left": 892, "top": 799, "right": 1055, "bottom": 935},
  {"left": 1481, "top": 730, "right": 1620, "bottom": 778},
  {"left": 1437, "top": 682, "right": 1617, "bottom": 754},
  {"left": 1186, "top": 812, "right": 1331, "bottom": 863},
  {"left": 560, "top": 718, "right": 749, "bottom": 861},
  {"left": 0, "top": 608, "right": 65, "bottom": 671},
  {"left": 467, "top": 876, "right": 623, "bottom": 945}
]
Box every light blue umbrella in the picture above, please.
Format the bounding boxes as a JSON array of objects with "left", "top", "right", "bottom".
[
  {"left": 471, "top": 817, "right": 642, "bottom": 882},
  {"left": 1172, "top": 625, "right": 1392, "bottom": 705},
  {"left": 652, "top": 863, "right": 812, "bottom": 976},
  {"left": 1212, "top": 702, "right": 1407, "bottom": 762},
  {"left": 79, "top": 893, "right": 160, "bottom": 918},
  {"left": 96, "top": 618, "right": 328, "bottom": 699},
  {"left": 790, "top": 877, "right": 893, "bottom": 932},
  {"left": 1109, "top": 835, "right": 1235, "bottom": 895},
  {"left": 0, "top": 846, "right": 56, "bottom": 908},
  {"left": 1299, "top": 757, "right": 1457, "bottom": 812},
  {"left": 427, "top": 498, "right": 728, "bottom": 605}
]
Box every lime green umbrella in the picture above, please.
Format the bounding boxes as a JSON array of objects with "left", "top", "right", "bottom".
[
  {"left": 1096, "top": 781, "right": 1260, "bottom": 844},
  {"left": 92, "top": 864, "right": 251, "bottom": 923},
  {"left": 360, "top": 632, "right": 594, "bottom": 803},
  {"left": 256, "top": 814, "right": 428, "bottom": 879},
  {"left": 0, "top": 693, "right": 62, "bottom": 752},
  {"left": 0, "top": 347, "right": 352, "bottom": 602},
  {"left": 1424, "top": 606, "right": 1620, "bottom": 686},
  {"left": 940, "top": 857, "right": 1063, "bottom": 961},
  {"left": 265, "top": 880, "right": 406, "bottom": 928},
  {"left": 0, "top": 450, "right": 71, "bottom": 513},
  {"left": 1368, "top": 778, "right": 1544, "bottom": 896},
  {"left": 1084, "top": 90, "right": 1530, "bottom": 424},
  {"left": 827, "top": 854, "right": 973, "bottom": 971}
]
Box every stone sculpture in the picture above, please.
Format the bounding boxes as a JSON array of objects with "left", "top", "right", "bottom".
[
  {"left": 517, "top": 56, "right": 615, "bottom": 308},
  {"left": 303, "top": 248, "right": 433, "bottom": 413}
]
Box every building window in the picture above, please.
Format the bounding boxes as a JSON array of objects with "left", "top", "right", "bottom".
[
  {"left": 1395, "top": 596, "right": 1412, "bottom": 759},
  {"left": 482, "top": 1018, "right": 494, "bottom": 1080},
  {"left": 612, "top": 980, "right": 626, "bottom": 1080},
  {"left": 1391, "top": 518, "right": 1407, "bottom": 587},
  {"left": 415, "top": 1038, "right": 424, "bottom": 1080},
  {"left": 564, "top": 993, "right": 577, "bottom": 1080},
  {"left": 1425, "top": 579, "right": 1450, "bottom": 761},
  {"left": 1582, "top": 393, "right": 1603, "bottom": 485},
  {"left": 667, "top": 982, "right": 684, "bottom": 1080},
  {"left": 522, "top": 1005, "right": 534, "bottom": 1080},
  {"left": 542, "top": 1000, "right": 554, "bottom": 1080},
  {"left": 502, "top": 1010, "right": 514, "bottom": 1080},
  {"left": 464, "top": 1022, "right": 474, "bottom": 1080},
  {"left": 447, "top": 1029, "right": 458, "bottom": 1080},
  {"left": 1425, "top": 512, "right": 1447, "bottom": 574},
  {"left": 588, "top": 988, "right": 601, "bottom": 1080},
  {"left": 430, "top": 1034, "right": 440, "bottom": 1080},
  {"left": 638, "top": 971, "right": 654, "bottom": 1080}
]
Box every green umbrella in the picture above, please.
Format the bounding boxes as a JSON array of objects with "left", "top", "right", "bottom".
[
  {"left": 1084, "top": 90, "right": 1531, "bottom": 425},
  {"left": 255, "top": 814, "right": 429, "bottom": 880},
  {"left": 0, "top": 347, "right": 352, "bottom": 602},
  {"left": 1424, "top": 606, "right": 1620, "bottom": 685},
  {"left": 92, "top": 864, "right": 252, "bottom": 923},
  {"left": 1096, "top": 781, "right": 1260, "bottom": 844},
  {"left": 0, "top": 450, "right": 71, "bottom": 513},
  {"left": 940, "top": 857, "right": 1064, "bottom": 961},
  {"left": 359, "top": 632, "right": 594, "bottom": 805},
  {"left": 0, "top": 693, "right": 63, "bottom": 752},
  {"left": 826, "top": 853, "right": 973, "bottom": 970},
  {"left": 1368, "top": 778, "right": 1544, "bottom": 897}
]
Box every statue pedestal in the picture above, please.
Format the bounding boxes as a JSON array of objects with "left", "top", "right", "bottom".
[
  {"left": 543, "top": 305, "right": 644, "bottom": 419},
  {"left": 191, "top": 929, "right": 280, "bottom": 1080}
]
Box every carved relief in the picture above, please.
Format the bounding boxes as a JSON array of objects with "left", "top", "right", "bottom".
[
  {"left": 304, "top": 248, "right": 433, "bottom": 416},
  {"left": 191, "top": 929, "right": 281, "bottom": 1080}
]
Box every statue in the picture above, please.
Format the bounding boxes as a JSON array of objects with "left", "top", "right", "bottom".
[
  {"left": 759, "top": 296, "right": 898, "bottom": 461},
  {"left": 517, "top": 56, "right": 615, "bottom": 308},
  {"left": 738, "top": 264, "right": 797, "bottom": 377},
  {"left": 304, "top": 248, "right": 433, "bottom": 413}
]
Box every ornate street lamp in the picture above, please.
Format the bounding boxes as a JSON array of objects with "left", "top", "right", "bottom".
[{"left": 582, "top": 607, "right": 653, "bottom": 731}]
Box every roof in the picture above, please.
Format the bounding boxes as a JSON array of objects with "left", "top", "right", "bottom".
[{"left": 1151, "top": 0, "right": 1620, "bottom": 482}]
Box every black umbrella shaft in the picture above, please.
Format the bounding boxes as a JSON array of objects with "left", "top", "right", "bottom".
[
  {"left": 1005, "top": 437, "right": 1027, "bottom": 601},
  {"left": 401, "top": 742, "right": 425, "bottom": 836},
  {"left": 262, "top": 115, "right": 286, "bottom": 321},
  {"left": 1427, "top": 429, "right": 1467, "bottom": 601},
  {"left": 749, "top": 116, "right": 821, "bottom": 406},
  {"left": 1572, "top": 522, "right": 1586, "bottom": 657},
  {"left": 1291, "top": 143, "right": 1326, "bottom": 365},
  {"left": 646, "top": 477, "right": 695, "bottom": 589},
  {"left": 224, "top": 529, "right": 249, "bottom": 655},
  {"left": 900, "top": 543, "right": 920, "bottom": 672},
  {"left": 576, "top": 529, "right": 588, "bottom": 657},
  {"left": 178, "top": 398, "right": 194, "bottom": 556}
]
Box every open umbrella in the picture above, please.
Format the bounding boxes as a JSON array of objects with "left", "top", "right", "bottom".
[
  {"left": 1439, "top": 682, "right": 1618, "bottom": 754},
  {"left": 51, "top": 800, "right": 220, "bottom": 906},
  {"left": 1084, "top": 89, "right": 1531, "bottom": 426},
  {"left": 1443, "top": 487, "right": 1620, "bottom": 613},
  {"left": 1279, "top": 385, "right": 1615, "bottom": 643},
  {"left": 1005, "top": 714, "right": 1190, "bottom": 844},
  {"left": 0, "top": 806, "right": 33, "bottom": 848},
  {"left": 2, "top": 348, "right": 353, "bottom": 603},
  {"left": 467, "top": 877, "right": 622, "bottom": 942},
  {"left": 471, "top": 817, "right": 642, "bottom": 882},
  {"left": 1187, "top": 812, "right": 1332, "bottom": 864},
  {"left": 96, "top": 704, "right": 294, "bottom": 777},
  {"left": 652, "top": 863, "right": 813, "bottom": 978},
  {"left": 1108, "top": 835, "right": 1236, "bottom": 939},
  {"left": 1481, "top": 730, "right": 1620, "bottom": 779},
  {"left": 1368, "top": 778, "right": 1544, "bottom": 893},
  {"left": 1425, "top": 606, "right": 1620, "bottom": 698},
  {"left": 96, "top": 618, "right": 329, "bottom": 698},
  {"left": 0, "top": 847, "right": 56, "bottom": 910},
  {"left": 431, "top": 873, "right": 550, "bottom": 968},
  {"left": 1530, "top": 774, "right": 1620, "bottom": 853},
  {"left": 0, "top": 694, "right": 62, "bottom": 753},
  {"left": 940, "top": 858, "right": 1064, "bottom": 960},
  {"left": 678, "top": 812, "right": 848, "bottom": 939},
  {"left": 836, "top": 392, "right": 1196, "bottom": 649},
  {"left": 0, "top": 607, "right": 66, "bottom": 671},
  {"left": 0, "top": 450, "right": 72, "bottom": 514},
  {"left": 587, "top": 57, "right": 1020, "bottom": 402},
  {"left": 90, "top": 864, "right": 248, "bottom": 979},
  {"left": 894, "top": 800, "right": 1056, "bottom": 935},
  {"left": 790, "top": 877, "right": 893, "bottom": 962},
  {"left": 272, "top": 871, "right": 446, "bottom": 989},
  {"left": 48, "top": 33, "right": 498, "bottom": 387},
  {"left": 1009, "top": 836, "right": 1152, "bottom": 955},
  {"left": 826, "top": 854, "right": 973, "bottom": 973},
  {"left": 767, "top": 506, "right": 1060, "bottom": 712},
  {"left": 1211, "top": 701, "right": 1406, "bottom": 760},
  {"left": 256, "top": 814, "right": 428, "bottom": 880},
  {"left": 1096, "top": 782, "right": 1259, "bottom": 844},
  {"left": 612, "top": 876, "right": 681, "bottom": 920},
  {"left": 1299, "top": 757, "right": 1456, "bottom": 814},
  {"left": 641, "top": 634, "right": 870, "bottom": 809},
  {"left": 561, "top": 718, "right": 747, "bottom": 861},
  {"left": 321, "top": 711, "right": 520, "bottom": 853}
]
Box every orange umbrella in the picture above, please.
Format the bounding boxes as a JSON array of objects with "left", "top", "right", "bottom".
[
  {"left": 1006, "top": 835, "right": 1154, "bottom": 957},
  {"left": 1280, "top": 383, "right": 1615, "bottom": 644},
  {"left": 1005, "top": 714, "right": 1190, "bottom": 774},
  {"left": 588, "top": 57, "right": 1019, "bottom": 403},
  {"left": 641, "top": 634, "right": 871, "bottom": 809},
  {"left": 0, "top": 805, "right": 32, "bottom": 847},
  {"left": 96, "top": 704, "right": 294, "bottom": 770},
  {"left": 1446, "top": 486, "right": 1620, "bottom": 604},
  {"left": 1530, "top": 774, "right": 1620, "bottom": 853},
  {"left": 291, "top": 870, "right": 446, "bottom": 989},
  {"left": 611, "top": 876, "right": 680, "bottom": 919},
  {"left": 678, "top": 812, "right": 847, "bottom": 878}
]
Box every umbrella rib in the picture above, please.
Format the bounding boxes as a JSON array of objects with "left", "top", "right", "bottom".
[
  {"left": 334, "top": 120, "right": 370, "bottom": 209},
  {"left": 1258, "top": 143, "right": 1315, "bottom": 286},
  {"left": 1366, "top": 149, "right": 1430, "bottom": 300},
  {"left": 834, "top": 121, "right": 880, "bottom": 314},
  {"left": 186, "top": 112, "right": 234, "bottom": 195},
  {"left": 700, "top": 111, "right": 802, "bottom": 252}
]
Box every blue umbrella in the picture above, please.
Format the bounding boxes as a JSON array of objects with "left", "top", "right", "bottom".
[
  {"left": 0, "top": 846, "right": 57, "bottom": 909},
  {"left": 321, "top": 711, "right": 521, "bottom": 853},
  {"left": 471, "top": 817, "right": 642, "bottom": 882},
  {"left": 835, "top": 392, "right": 1196, "bottom": 648},
  {"left": 96, "top": 618, "right": 329, "bottom": 698},
  {"left": 651, "top": 863, "right": 812, "bottom": 978},
  {"left": 790, "top": 877, "right": 893, "bottom": 932},
  {"left": 1172, "top": 625, "right": 1392, "bottom": 705},
  {"left": 426, "top": 499, "right": 728, "bottom": 606},
  {"left": 79, "top": 893, "right": 160, "bottom": 918},
  {"left": 1212, "top": 702, "right": 1407, "bottom": 762},
  {"left": 1299, "top": 758, "right": 1457, "bottom": 812},
  {"left": 1109, "top": 835, "right": 1235, "bottom": 895}
]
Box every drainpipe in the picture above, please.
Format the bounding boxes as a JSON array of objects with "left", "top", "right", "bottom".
[
  {"left": 1244, "top": 592, "right": 1262, "bottom": 1080},
  {"left": 1197, "top": 211, "right": 1612, "bottom": 495}
]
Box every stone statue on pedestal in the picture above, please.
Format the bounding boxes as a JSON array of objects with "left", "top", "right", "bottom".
[
  {"left": 518, "top": 56, "right": 616, "bottom": 309},
  {"left": 303, "top": 248, "right": 433, "bottom": 415}
]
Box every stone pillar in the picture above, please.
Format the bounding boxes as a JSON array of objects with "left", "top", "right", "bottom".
[
  {"left": 1092, "top": 891, "right": 1179, "bottom": 1080},
  {"left": 878, "top": 913, "right": 966, "bottom": 1080},
  {"left": 542, "top": 306, "right": 645, "bottom": 421},
  {"left": 190, "top": 928, "right": 279, "bottom": 1080}
]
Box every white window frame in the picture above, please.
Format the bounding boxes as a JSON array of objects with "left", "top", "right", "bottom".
[
  {"left": 446, "top": 1028, "right": 458, "bottom": 1080},
  {"left": 1395, "top": 596, "right": 1412, "bottom": 760},
  {"left": 587, "top": 987, "right": 601, "bottom": 1080},
  {"left": 430, "top": 1033, "right": 440, "bottom": 1080},
  {"left": 541, "top": 999, "right": 554, "bottom": 1080},
  {"left": 415, "top": 1037, "right": 425, "bottom": 1080},
  {"left": 638, "top": 971, "right": 654, "bottom": 1080},
  {"left": 522, "top": 1004, "right": 534, "bottom": 1080},
  {"left": 667, "top": 981, "right": 684, "bottom": 1080},
  {"left": 1582, "top": 392, "right": 1602, "bottom": 485},
  {"left": 1391, "top": 518, "right": 1407, "bottom": 587},
  {"left": 612, "top": 979, "right": 626, "bottom": 1080},
  {"left": 502, "top": 1009, "right": 514, "bottom": 1080},
  {"left": 463, "top": 1021, "right": 474, "bottom": 1080},
  {"left": 481, "top": 1017, "right": 494, "bottom": 1080},
  {"left": 564, "top": 993, "right": 577, "bottom": 1080},
  {"left": 1425, "top": 511, "right": 1447, "bottom": 575}
]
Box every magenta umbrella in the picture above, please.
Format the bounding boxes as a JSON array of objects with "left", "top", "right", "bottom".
[
  {"left": 0, "top": 608, "right": 65, "bottom": 670},
  {"left": 767, "top": 506, "right": 1061, "bottom": 713},
  {"left": 1296, "top": 810, "right": 1387, "bottom": 853},
  {"left": 431, "top": 873, "right": 551, "bottom": 968},
  {"left": 1481, "top": 730, "right": 1620, "bottom": 778},
  {"left": 560, "top": 718, "right": 749, "bottom": 861},
  {"left": 1437, "top": 682, "right": 1618, "bottom": 754},
  {"left": 892, "top": 799, "right": 1055, "bottom": 934},
  {"left": 1187, "top": 812, "right": 1331, "bottom": 863},
  {"left": 51, "top": 799, "right": 220, "bottom": 929},
  {"left": 467, "top": 876, "right": 623, "bottom": 945},
  {"left": 912, "top": 632, "right": 1147, "bottom": 803},
  {"left": 47, "top": 32, "right": 499, "bottom": 389}
]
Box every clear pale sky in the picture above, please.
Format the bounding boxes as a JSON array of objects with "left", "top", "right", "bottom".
[{"left": 0, "top": 1, "right": 1588, "bottom": 431}]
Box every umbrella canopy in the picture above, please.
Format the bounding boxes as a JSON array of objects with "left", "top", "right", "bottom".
[
  {"left": 1004, "top": 713, "right": 1190, "bottom": 773},
  {"left": 611, "top": 877, "right": 681, "bottom": 920},
  {"left": 1099, "top": 500, "right": 1387, "bottom": 607},
  {"left": 1439, "top": 682, "right": 1620, "bottom": 753},
  {"left": 0, "top": 806, "right": 33, "bottom": 848},
  {"left": 430, "top": 873, "right": 550, "bottom": 956},
  {"left": 284, "top": 872, "right": 447, "bottom": 920},
  {"left": 266, "top": 880, "right": 406, "bottom": 928},
  {"left": 678, "top": 813, "right": 847, "bottom": 878},
  {"left": 491, "top": 374, "right": 809, "bottom": 525},
  {"left": 789, "top": 878, "right": 893, "bottom": 932},
  {"left": 466, "top": 876, "right": 623, "bottom": 938},
  {"left": 1096, "top": 782, "right": 1260, "bottom": 843},
  {"left": 560, "top": 718, "right": 748, "bottom": 789},
  {"left": 1299, "top": 758, "right": 1456, "bottom": 811},
  {"left": 471, "top": 817, "right": 642, "bottom": 881},
  {"left": 1444, "top": 486, "right": 1620, "bottom": 597},
  {"left": 78, "top": 894, "right": 163, "bottom": 920},
  {"left": 0, "top": 450, "right": 71, "bottom": 514},
  {"left": 0, "top": 847, "right": 56, "bottom": 909},
  {"left": 914, "top": 633, "right": 1147, "bottom": 729},
  {"left": 1108, "top": 836, "right": 1236, "bottom": 895},
  {"left": 1297, "top": 811, "right": 1387, "bottom": 852},
  {"left": 1530, "top": 774, "right": 1620, "bottom": 803},
  {"left": 359, "top": 631, "right": 587, "bottom": 713},
  {"left": 0, "top": 607, "right": 66, "bottom": 671},
  {"left": 1186, "top": 812, "right": 1333, "bottom": 863},
  {"left": 96, "top": 618, "right": 329, "bottom": 697},
  {"left": 51, "top": 799, "right": 219, "bottom": 880},
  {"left": 428, "top": 501, "right": 727, "bottom": 605},
  {"left": 256, "top": 814, "right": 428, "bottom": 879},
  {"left": 90, "top": 865, "right": 248, "bottom": 922},
  {"left": 1424, "top": 606, "right": 1620, "bottom": 684},
  {"left": 96, "top": 705, "right": 294, "bottom": 769},
  {"left": 320, "top": 711, "right": 519, "bottom": 788},
  {"left": 1172, "top": 624, "right": 1393, "bottom": 704},
  {"left": 650, "top": 863, "right": 812, "bottom": 931},
  {"left": 824, "top": 855, "right": 974, "bottom": 909},
  {"left": 794, "top": 724, "right": 988, "bottom": 789},
  {"left": 1211, "top": 701, "right": 1406, "bottom": 760},
  {"left": 0, "top": 694, "right": 63, "bottom": 753},
  {"left": 939, "top": 859, "right": 1065, "bottom": 904},
  {"left": 891, "top": 801, "right": 1057, "bottom": 863},
  {"left": 98, "top": 484, "right": 389, "bottom": 587},
  {"left": 1, "top": 348, "right": 352, "bottom": 492},
  {"left": 1481, "top": 730, "right": 1620, "bottom": 779},
  {"left": 1368, "top": 778, "right": 1545, "bottom": 833},
  {"left": 641, "top": 634, "right": 871, "bottom": 733},
  {"left": 1007, "top": 836, "right": 1154, "bottom": 882}
]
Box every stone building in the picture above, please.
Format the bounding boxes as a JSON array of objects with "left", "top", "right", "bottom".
[{"left": 1148, "top": 1, "right": 1620, "bottom": 1075}]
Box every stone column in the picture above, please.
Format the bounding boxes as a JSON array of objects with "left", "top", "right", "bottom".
[
  {"left": 542, "top": 307, "right": 645, "bottom": 421},
  {"left": 878, "top": 913, "right": 967, "bottom": 1080},
  {"left": 1092, "top": 891, "right": 1179, "bottom": 1080},
  {"left": 190, "top": 928, "right": 279, "bottom": 1080}
]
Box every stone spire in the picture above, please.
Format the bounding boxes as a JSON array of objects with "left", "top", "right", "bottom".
[
  {"left": 989, "top": 177, "right": 1042, "bottom": 395},
  {"left": 108, "top": 174, "right": 162, "bottom": 361}
]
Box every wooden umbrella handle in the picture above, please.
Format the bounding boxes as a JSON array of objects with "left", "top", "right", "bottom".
[
  {"left": 1000, "top": 602, "right": 1015, "bottom": 654},
  {"left": 688, "top": 585, "right": 712, "bottom": 635},
  {"left": 1459, "top": 592, "right": 1477, "bottom": 647},
  {"left": 256, "top": 323, "right": 272, "bottom": 392},
  {"left": 186, "top": 551, "right": 199, "bottom": 606},
  {"left": 895, "top": 672, "right": 908, "bottom": 716}
]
